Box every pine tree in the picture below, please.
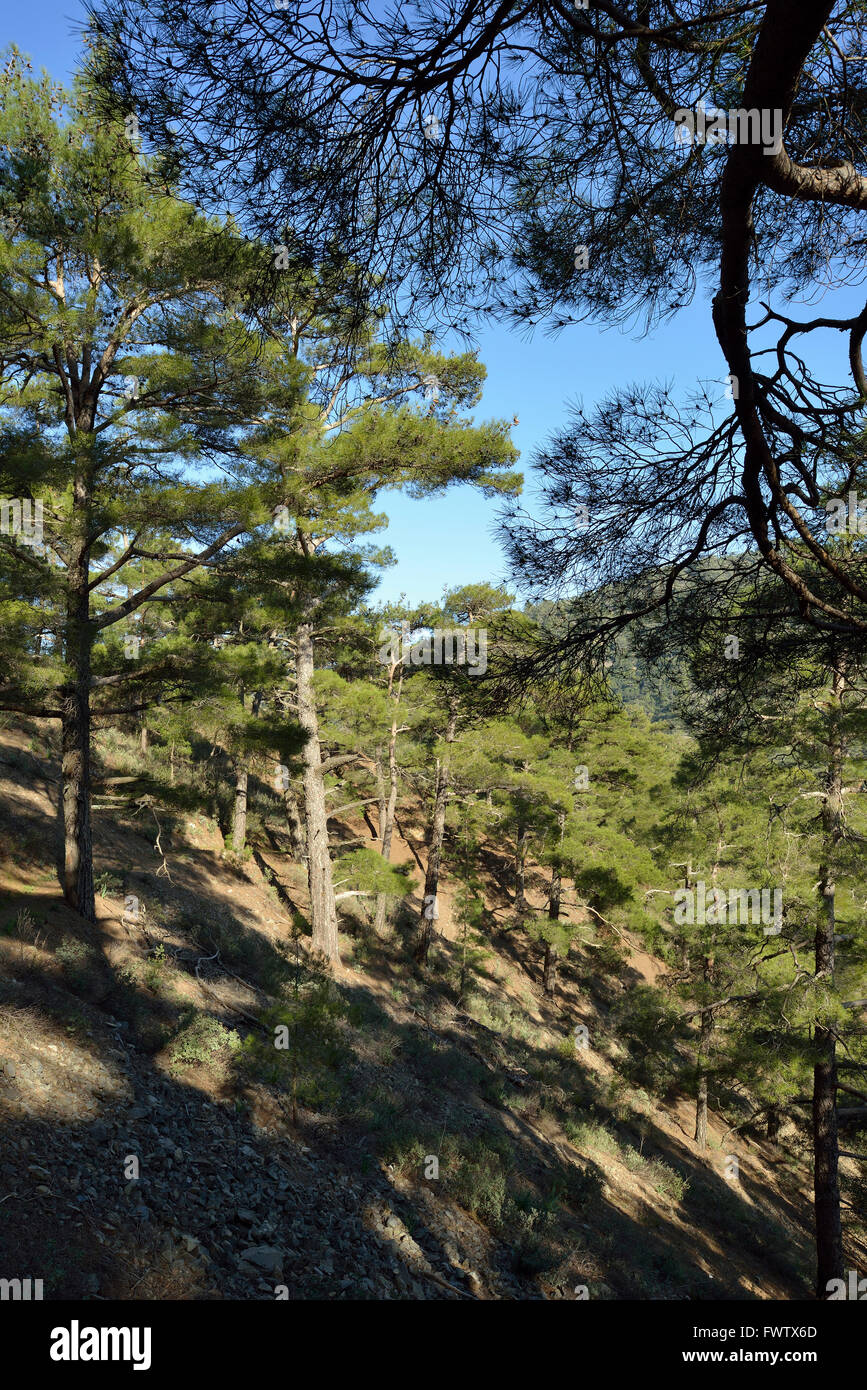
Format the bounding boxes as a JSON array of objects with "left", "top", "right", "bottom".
[
  {"left": 263, "top": 316, "right": 519, "bottom": 962},
  {"left": 411, "top": 584, "right": 517, "bottom": 964},
  {"left": 647, "top": 555, "right": 867, "bottom": 1293},
  {"left": 0, "top": 57, "right": 308, "bottom": 918}
]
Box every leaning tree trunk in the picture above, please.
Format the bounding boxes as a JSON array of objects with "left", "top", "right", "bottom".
[
  {"left": 515, "top": 823, "right": 528, "bottom": 917},
  {"left": 61, "top": 469, "right": 95, "bottom": 921},
  {"left": 232, "top": 765, "right": 248, "bottom": 853},
  {"left": 813, "top": 659, "right": 845, "bottom": 1296},
  {"left": 414, "top": 698, "right": 458, "bottom": 964},
  {"left": 295, "top": 623, "right": 339, "bottom": 963},
  {"left": 374, "top": 702, "right": 401, "bottom": 935},
  {"left": 543, "top": 855, "right": 562, "bottom": 997}
]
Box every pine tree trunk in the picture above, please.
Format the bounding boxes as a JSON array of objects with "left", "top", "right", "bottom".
[
  {"left": 813, "top": 659, "right": 845, "bottom": 1295},
  {"left": 296, "top": 623, "right": 339, "bottom": 963},
  {"left": 415, "top": 699, "right": 458, "bottom": 964},
  {"left": 374, "top": 710, "right": 401, "bottom": 935},
  {"left": 283, "top": 782, "right": 307, "bottom": 862},
  {"left": 61, "top": 469, "right": 95, "bottom": 921},
  {"left": 372, "top": 747, "right": 386, "bottom": 934},
  {"left": 694, "top": 1072, "right": 709, "bottom": 1149},
  {"left": 542, "top": 942, "right": 558, "bottom": 996},
  {"left": 232, "top": 765, "right": 248, "bottom": 853},
  {"left": 375, "top": 749, "right": 387, "bottom": 842},
  {"left": 140, "top": 722, "right": 148, "bottom": 755},
  {"left": 515, "top": 823, "right": 528, "bottom": 916},
  {"left": 543, "top": 859, "right": 562, "bottom": 996},
  {"left": 62, "top": 677, "right": 94, "bottom": 920},
  {"left": 813, "top": 1032, "right": 841, "bottom": 1295},
  {"left": 694, "top": 955, "right": 714, "bottom": 1150}
]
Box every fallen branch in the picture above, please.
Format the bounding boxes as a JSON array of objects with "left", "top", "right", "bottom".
[
  {"left": 837, "top": 1081, "right": 867, "bottom": 1105},
  {"left": 191, "top": 949, "right": 270, "bottom": 1033},
  {"left": 424, "top": 1269, "right": 479, "bottom": 1300}
]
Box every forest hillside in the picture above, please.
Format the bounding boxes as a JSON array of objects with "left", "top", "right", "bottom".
[
  {"left": 3, "top": 17, "right": 867, "bottom": 1341},
  {"left": 0, "top": 710, "right": 860, "bottom": 1302}
]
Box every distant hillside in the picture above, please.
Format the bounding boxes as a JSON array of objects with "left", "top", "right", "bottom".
[{"left": 522, "top": 597, "right": 688, "bottom": 724}]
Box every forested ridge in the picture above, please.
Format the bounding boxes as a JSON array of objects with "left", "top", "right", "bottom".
[{"left": 3, "top": 1, "right": 867, "bottom": 1330}]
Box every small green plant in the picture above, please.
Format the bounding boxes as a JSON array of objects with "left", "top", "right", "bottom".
[
  {"left": 168, "top": 1011, "right": 241, "bottom": 1070},
  {"left": 143, "top": 943, "right": 169, "bottom": 993},
  {"left": 620, "top": 1143, "right": 688, "bottom": 1201},
  {"left": 564, "top": 1117, "right": 621, "bottom": 1157},
  {"left": 239, "top": 946, "right": 350, "bottom": 1118},
  {"left": 55, "top": 935, "right": 90, "bottom": 975},
  {"left": 94, "top": 870, "right": 123, "bottom": 898},
  {"left": 114, "top": 962, "right": 138, "bottom": 990},
  {"left": 646, "top": 1159, "right": 689, "bottom": 1202},
  {"left": 447, "top": 1137, "right": 511, "bottom": 1224},
  {"left": 452, "top": 889, "right": 490, "bottom": 1004}
]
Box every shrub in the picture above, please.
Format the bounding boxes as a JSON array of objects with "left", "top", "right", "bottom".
[
  {"left": 511, "top": 1231, "right": 557, "bottom": 1276},
  {"left": 55, "top": 935, "right": 95, "bottom": 989},
  {"left": 238, "top": 977, "right": 351, "bottom": 1109},
  {"left": 646, "top": 1159, "right": 689, "bottom": 1202},
  {"left": 94, "top": 870, "right": 123, "bottom": 898},
  {"left": 168, "top": 1012, "right": 240, "bottom": 1070},
  {"left": 198, "top": 911, "right": 292, "bottom": 995},
  {"left": 143, "top": 943, "right": 169, "bottom": 993},
  {"left": 447, "top": 1138, "right": 510, "bottom": 1224},
  {"left": 565, "top": 1118, "right": 621, "bottom": 1156},
  {"left": 621, "top": 1144, "right": 689, "bottom": 1201}
]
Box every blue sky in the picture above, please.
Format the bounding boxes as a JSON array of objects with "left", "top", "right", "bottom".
[{"left": 5, "top": 3, "right": 860, "bottom": 606}]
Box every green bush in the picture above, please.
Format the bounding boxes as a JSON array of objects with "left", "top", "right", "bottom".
[
  {"left": 168, "top": 1012, "right": 241, "bottom": 1069},
  {"left": 448, "top": 1138, "right": 510, "bottom": 1224},
  {"left": 621, "top": 1145, "right": 689, "bottom": 1202},
  {"left": 646, "top": 1160, "right": 689, "bottom": 1203},
  {"left": 94, "top": 870, "right": 123, "bottom": 898},
  {"left": 55, "top": 934, "right": 96, "bottom": 990},
  {"left": 238, "top": 978, "right": 350, "bottom": 1107},
  {"left": 143, "top": 943, "right": 170, "bottom": 993},
  {"left": 565, "top": 1117, "right": 621, "bottom": 1156},
  {"left": 510, "top": 1231, "right": 557, "bottom": 1276}
]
